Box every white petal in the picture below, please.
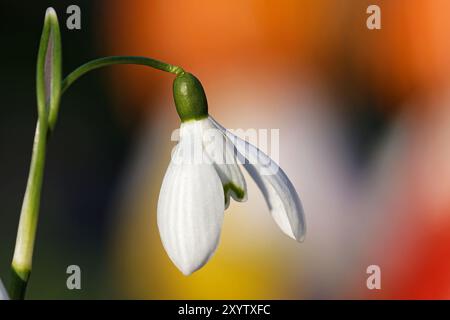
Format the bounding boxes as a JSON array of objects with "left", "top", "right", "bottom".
[
  {"left": 202, "top": 119, "right": 247, "bottom": 209},
  {"left": 157, "top": 121, "right": 225, "bottom": 275},
  {"left": 0, "top": 278, "right": 8, "bottom": 300},
  {"left": 210, "top": 116, "right": 306, "bottom": 241}
]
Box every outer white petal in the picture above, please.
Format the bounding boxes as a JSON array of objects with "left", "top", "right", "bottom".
[
  {"left": 202, "top": 119, "right": 247, "bottom": 209},
  {"left": 210, "top": 116, "right": 306, "bottom": 241},
  {"left": 157, "top": 121, "right": 225, "bottom": 275},
  {"left": 0, "top": 278, "right": 8, "bottom": 300}
]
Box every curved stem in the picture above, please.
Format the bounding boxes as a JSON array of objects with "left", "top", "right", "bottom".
[{"left": 61, "top": 56, "right": 184, "bottom": 94}]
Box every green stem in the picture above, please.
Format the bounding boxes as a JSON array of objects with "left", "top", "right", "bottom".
[
  {"left": 10, "top": 119, "right": 48, "bottom": 299},
  {"left": 61, "top": 56, "right": 184, "bottom": 93}
]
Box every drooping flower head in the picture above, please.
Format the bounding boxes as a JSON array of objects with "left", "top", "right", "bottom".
[{"left": 157, "top": 72, "right": 305, "bottom": 275}]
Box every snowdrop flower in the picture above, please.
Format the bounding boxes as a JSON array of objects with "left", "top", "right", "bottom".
[
  {"left": 0, "top": 278, "right": 8, "bottom": 300},
  {"left": 158, "top": 72, "right": 306, "bottom": 275}
]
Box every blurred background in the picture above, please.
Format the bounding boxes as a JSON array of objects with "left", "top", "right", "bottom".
[{"left": 1, "top": 0, "right": 450, "bottom": 299}]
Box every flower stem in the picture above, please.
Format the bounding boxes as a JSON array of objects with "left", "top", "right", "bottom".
[
  {"left": 10, "top": 119, "right": 48, "bottom": 299},
  {"left": 61, "top": 56, "right": 184, "bottom": 94}
]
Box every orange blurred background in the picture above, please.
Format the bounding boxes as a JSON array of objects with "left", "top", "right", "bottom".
[{"left": 95, "top": 0, "right": 450, "bottom": 299}]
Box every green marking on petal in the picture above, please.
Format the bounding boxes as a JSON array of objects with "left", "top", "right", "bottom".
[{"left": 223, "top": 182, "right": 246, "bottom": 201}]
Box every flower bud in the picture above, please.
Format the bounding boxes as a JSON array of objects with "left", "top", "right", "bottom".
[{"left": 36, "top": 7, "right": 62, "bottom": 129}]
